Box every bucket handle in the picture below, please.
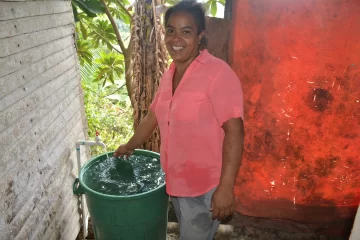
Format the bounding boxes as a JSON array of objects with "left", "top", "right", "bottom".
[{"left": 73, "top": 178, "right": 85, "bottom": 195}]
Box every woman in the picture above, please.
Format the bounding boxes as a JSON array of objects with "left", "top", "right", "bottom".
[{"left": 114, "top": 1, "right": 244, "bottom": 239}]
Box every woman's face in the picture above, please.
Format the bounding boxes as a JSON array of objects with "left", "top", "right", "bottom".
[{"left": 165, "top": 11, "right": 204, "bottom": 64}]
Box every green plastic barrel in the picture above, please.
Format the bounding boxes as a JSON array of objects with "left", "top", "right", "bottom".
[{"left": 73, "top": 149, "right": 169, "bottom": 240}]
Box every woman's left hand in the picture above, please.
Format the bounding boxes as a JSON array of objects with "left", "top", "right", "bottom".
[{"left": 210, "top": 186, "right": 235, "bottom": 221}]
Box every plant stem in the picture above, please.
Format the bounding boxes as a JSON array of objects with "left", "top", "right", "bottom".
[
  {"left": 100, "top": 0, "right": 128, "bottom": 57},
  {"left": 102, "top": 83, "right": 126, "bottom": 98}
]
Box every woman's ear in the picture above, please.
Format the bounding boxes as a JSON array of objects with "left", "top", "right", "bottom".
[{"left": 199, "top": 31, "right": 205, "bottom": 44}]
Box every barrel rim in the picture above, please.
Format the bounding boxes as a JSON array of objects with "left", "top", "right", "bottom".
[{"left": 79, "top": 149, "right": 167, "bottom": 199}]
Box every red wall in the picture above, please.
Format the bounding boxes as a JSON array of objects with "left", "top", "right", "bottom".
[{"left": 230, "top": 0, "right": 360, "bottom": 224}]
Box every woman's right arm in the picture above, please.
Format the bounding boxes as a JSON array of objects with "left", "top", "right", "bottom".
[{"left": 114, "top": 109, "right": 158, "bottom": 157}]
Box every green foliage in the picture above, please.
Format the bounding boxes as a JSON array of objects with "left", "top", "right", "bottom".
[
  {"left": 73, "top": 0, "right": 133, "bottom": 156},
  {"left": 76, "top": 39, "right": 93, "bottom": 66},
  {"left": 72, "top": 4, "right": 80, "bottom": 22},
  {"left": 165, "top": 0, "right": 181, "bottom": 5},
  {"left": 93, "top": 51, "right": 124, "bottom": 85},
  {"left": 109, "top": 0, "right": 132, "bottom": 24},
  {"left": 72, "top": 0, "right": 105, "bottom": 19},
  {"left": 210, "top": 1, "right": 217, "bottom": 16},
  {"left": 204, "top": 0, "right": 225, "bottom": 17},
  {"left": 165, "top": 0, "right": 225, "bottom": 17},
  {"left": 80, "top": 47, "right": 132, "bottom": 157},
  {"left": 83, "top": 81, "right": 134, "bottom": 156},
  {"left": 79, "top": 21, "right": 88, "bottom": 39},
  {"left": 88, "top": 19, "right": 118, "bottom": 50}
]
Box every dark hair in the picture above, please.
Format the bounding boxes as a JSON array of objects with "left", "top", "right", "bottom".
[{"left": 164, "top": 0, "right": 208, "bottom": 48}]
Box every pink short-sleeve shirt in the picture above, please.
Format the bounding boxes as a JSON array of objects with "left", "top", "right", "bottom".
[{"left": 150, "top": 50, "right": 244, "bottom": 197}]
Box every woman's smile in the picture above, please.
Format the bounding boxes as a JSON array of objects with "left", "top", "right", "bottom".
[{"left": 171, "top": 45, "right": 185, "bottom": 52}]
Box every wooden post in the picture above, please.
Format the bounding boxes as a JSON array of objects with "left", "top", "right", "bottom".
[
  {"left": 224, "top": 0, "right": 232, "bottom": 20},
  {"left": 205, "top": 17, "right": 231, "bottom": 63}
]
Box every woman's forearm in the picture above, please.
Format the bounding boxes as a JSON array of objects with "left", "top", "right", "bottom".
[
  {"left": 219, "top": 117, "right": 244, "bottom": 190},
  {"left": 126, "top": 110, "right": 158, "bottom": 149}
]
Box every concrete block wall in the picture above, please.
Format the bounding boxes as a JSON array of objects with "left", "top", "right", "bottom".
[{"left": 0, "top": 1, "right": 89, "bottom": 239}]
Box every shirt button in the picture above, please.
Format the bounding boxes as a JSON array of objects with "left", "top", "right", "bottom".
[{"left": 168, "top": 121, "right": 170, "bottom": 125}]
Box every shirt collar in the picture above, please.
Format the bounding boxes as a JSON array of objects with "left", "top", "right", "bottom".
[{"left": 195, "top": 49, "right": 210, "bottom": 64}]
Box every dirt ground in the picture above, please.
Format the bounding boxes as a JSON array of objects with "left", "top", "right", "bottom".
[
  {"left": 77, "top": 216, "right": 344, "bottom": 240},
  {"left": 77, "top": 222, "right": 343, "bottom": 240}
]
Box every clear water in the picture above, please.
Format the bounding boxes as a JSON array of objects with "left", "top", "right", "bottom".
[
  {"left": 83, "top": 155, "right": 165, "bottom": 196},
  {"left": 104, "top": 147, "right": 109, "bottom": 160}
]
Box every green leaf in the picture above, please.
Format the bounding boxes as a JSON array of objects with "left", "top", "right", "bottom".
[
  {"left": 210, "top": 1, "right": 217, "bottom": 17},
  {"left": 109, "top": 6, "right": 121, "bottom": 19},
  {"left": 79, "top": 57, "right": 84, "bottom": 65},
  {"left": 73, "top": 4, "right": 96, "bottom": 17},
  {"left": 109, "top": 71, "right": 115, "bottom": 84},
  {"left": 217, "top": 0, "right": 225, "bottom": 6},
  {"left": 165, "top": 0, "right": 180, "bottom": 5},
  {"left": 88, "top": 19, "right": 118, "bottom": 48},
  {"left": 76, "top": 39, "right": 93, "bottom": 66},
  {"left": 95, "top": 67, "right": 109, "bottom": 81},
  {"left": 204, "top": 1, "right": 212, "bottom": 14},
  {"left": 107, "top": 0, "right": 130, "bottom": 6},
  {"left": 119, "top": 9, "right": 131, "bottom": 25},
  {"left": 109, "top": 3, "right": 131, "bottom": 25},
  {"left": 72, "top": 3, "right": 80, "bottom": 22},
  {"left": 73, "top": 0, "right": 105, "bottom": 14},
  {"left": 80, "top": 21, "right": 88, "bottom": 40},
  {"left": 93, "top": 51, "right": 124, "bottom": 85},
  {"left": 72, "top": 0, "right": 104, "bottom": 17}
]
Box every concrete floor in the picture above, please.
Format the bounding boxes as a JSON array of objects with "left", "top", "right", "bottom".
[
  {"left": 166, "top": 223, "right": 343, "bottom": 240},
  {"left": 77, "top": 221, "right": 344, "bottom": 240},
  {"left": 76, "top": 202, "right": 347, "bottom": 240},
  {"left": 75, "top": 200, "right": 350, "bottom": 240}
]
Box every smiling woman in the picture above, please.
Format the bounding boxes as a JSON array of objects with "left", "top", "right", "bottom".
[{"left": 114, "top": 1, "right": 245, "bottom": 240}]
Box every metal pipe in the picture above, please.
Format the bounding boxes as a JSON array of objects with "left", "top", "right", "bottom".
[{"left": 75, "top": 131, "right": 106, "bottom": 240}]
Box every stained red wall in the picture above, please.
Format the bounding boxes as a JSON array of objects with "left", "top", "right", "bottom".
[{"left": 230, "top": 0, "right": 360, "bottom": 224}]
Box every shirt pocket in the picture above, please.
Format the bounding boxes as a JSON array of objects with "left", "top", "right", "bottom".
[{"left": 171, "top": 92, "right": 208, "bottom": 123}]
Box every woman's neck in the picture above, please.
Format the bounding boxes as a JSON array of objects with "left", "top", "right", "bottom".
[{"left": 174, "top": 50, "right": 200, "bottom": 74}]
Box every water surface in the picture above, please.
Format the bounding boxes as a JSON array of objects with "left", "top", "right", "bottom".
[{"left": 83, "top": 155, "right": 164, "bottom": 196}]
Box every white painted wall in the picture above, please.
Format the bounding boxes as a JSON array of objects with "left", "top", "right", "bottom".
[
  {"left": 0, "top": 1, "right": 88, "bottom": 239},
  {"left": 350, "top": 205, "right": 360, "bottom": 240}
]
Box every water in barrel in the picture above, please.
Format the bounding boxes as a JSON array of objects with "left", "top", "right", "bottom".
[{"left": 83, "top": 155, "right": 165, "bottom": 196}]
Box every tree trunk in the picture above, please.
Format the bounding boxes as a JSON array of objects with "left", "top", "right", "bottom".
[
  {"left": 124, "top": 56, "right": 135, "bottom": 107},
  {"left": 130, "top": 0, "right": 168, "bottom": 152}
]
